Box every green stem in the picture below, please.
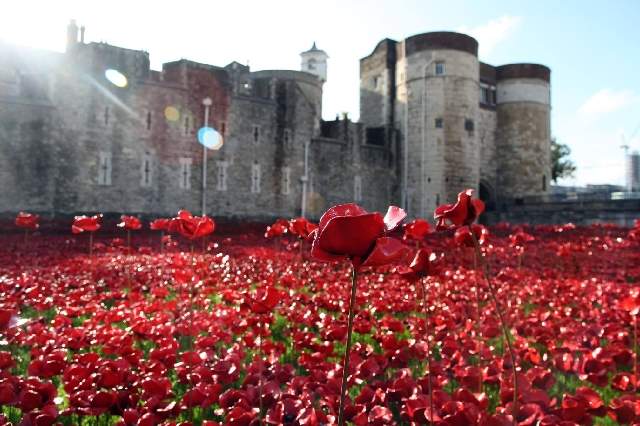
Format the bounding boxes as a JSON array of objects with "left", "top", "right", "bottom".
[
  {"left": 337, "top": 267, "right": 358, "bottom": 426},
  {"left": 419, "top": 278, "right": 435, "bottom": 424},
  {"left": 471, "top": 233, "right": 518, "bottom": 420}
]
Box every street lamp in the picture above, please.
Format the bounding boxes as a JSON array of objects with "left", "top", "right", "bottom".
[{"left": 201, "top": 97, "right": 212, "bottom": 216}]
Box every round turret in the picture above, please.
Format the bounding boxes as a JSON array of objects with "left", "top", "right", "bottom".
[
  {"left": 399, "top": 31, "right": 480, "bottom": 216},
  {"left": 495, "top": 63, "right": 551, "bottom": 199}
]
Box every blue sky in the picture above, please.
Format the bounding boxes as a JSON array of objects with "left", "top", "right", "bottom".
[{"left": 1, "top": 0, "right": 638, "bottom": 186}]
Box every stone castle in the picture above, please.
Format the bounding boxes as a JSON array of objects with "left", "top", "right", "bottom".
[{"left": 0, "top": 21, "right": 551, "bottom": 220}]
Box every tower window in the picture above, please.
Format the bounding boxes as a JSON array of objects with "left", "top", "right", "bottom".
[
  {"left": 253, "top": 125, "right": 261, "bottom": 144},
  {"left": 104, "top": 107, "right": 110, "bottom": 126},
  {"left": 179, "top": 157, "right": 192, "bottom": 189},
  {"left": 282, "top": 167, "right": 291, "bottom": 195},
  {"left": 465, "top": 119, "right": 475, "bottom": 132},
  {"left": 220, "top": 121, "right": 226, "bottom": 136},
  {"left": 251, "top": 162, "right": 261, "bottom": 193},
  {"left": 354, "top": 175, "right": 362, "bottom": 202},
  {"left": 141, "top": 154, "right": 152, "bottom": 187},
  {"left": 435, "top": 118, "right": 443, "bottom": 128},
  {"left": 146, "top": 111, "right": 152, "bottom": 130},
  {"left": 307, "top": 58, "right": 317, "bottom": 71},
  {"left": 542, "top": 175, "right": 547, "bottom": 191},
  {"left": 372, "top": 76, "right": 379, "bottom": 89},
  {"left": 183, "top": 116, "right": 190, "bottom": 136},
  {"left": 283, "top": 129, "right": 291, "bottom": 147},
  {"left": 98, "top": 151, "right": 112, "bottom": 186},
  {"left": 435, "top": 62, "right": 445, "bottom": 76},
  {"left": 216, "top": 160, "right": 228, "bottom": 191}
]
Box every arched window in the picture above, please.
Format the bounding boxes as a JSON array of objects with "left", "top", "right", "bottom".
[{"left": 307, "top": 58, "right": 317, "bottom": 71}]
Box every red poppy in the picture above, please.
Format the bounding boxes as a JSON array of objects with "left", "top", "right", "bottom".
[
  {"left": 454, "top": 224, "right": 489, "bottom": 247},
  {"left": 434, "top": 189, "right": 485, "bottom": 230},
  {"left": 310, "top": 203, "right": 409, "bottom": 269},
  {"left": 288, "top": 217, "right": 318, "bottom": 240},
  {"left": 399, "top": 249, "right": 442, "bottom": 281},
  {"left": 167, "top": 210, "right": 215, "bottom": 240},
  {"left": 403, "top": 219, "right": 431, "bottom": 242},
  {"left": 0, "top": 309, "right": 17, "bottom": 332},
  {"left": 71, "top": 215, "right": 102, "bottom": 234},
  {"left": 509, "top": 230, "right": 535, "bottom": 247},
  {"left": 265, "top": 219, "right": 289, "bottom": 239},
  {"left": 248, "top": 287, "right": 281, "bottom": 314},
  {"left": 15, "top": 212, "right": 39, "bottom": 230},
  {"left": 150, "top": 218, "right": 170, "bottom": 231},
  {"left": 117, "top": 215, "right": 142, "bottom": 231},
  {"left": 620, "top": 292, "right": 640, "bottom": 316}
]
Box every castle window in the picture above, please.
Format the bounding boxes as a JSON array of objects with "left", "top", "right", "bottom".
[
  {"left": 183, "top": 116, "right": 190, "bottom": 136},
  {"left": 104, "top": 107, "right": 110, "bottom": 126},
  {"left": 307, "top": 58, "right": 317, "bottom": 71},
  {"left": 435, "top": 118, "right": 443, "bottom": 128},
  {"left": 141, "top": 154, "right": 152, "bottom": 187},
  {"left": 283, "top": 129, "right": 291, "bottom": 147},
  {"left": 372, "top": 76, "right": 380, "bottom": 89},
  {"left": 282, "top": 167, "right": 291, "bottom": 195},
  {"left": 435, "top": 61, "right": 445, "bottom": 76},
  {"left": 146, "top": 111, "right": 152, "bottom": 130},
  {"left": 251, "top": 162, "right": 261, "bottom": 193},
  {"left": 220, "top": 121, "right": 226, "bottom": 136},
  {"left": 465, "top": 119, "right": 475, "bottom": 132},
  {"left": 253, "top": 125, "right": 261, "bottom": 144},
  {"left": 216, "top": 160, "right": 228, "bottom": 191},
  {"left": 542, "top": 175, "right": 547, "bottom": 191},
  {"left": 179, "top": 157, "right": 192, "bottom": 189},
  {"left": 354, "top": 175, "right": 362, "bottom": 202},
  {"left": 491, "top": 88, "right": 497, "bottom": 105},
  {"left": 98, "top": 151, "right": 112, "bottom": 186}
]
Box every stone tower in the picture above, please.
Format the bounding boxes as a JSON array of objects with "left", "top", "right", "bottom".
[
  {"left": 66, "top": 19, "right": 79, "bottom": 51},
  {"left": 300, "top": 42, "right": 328, "bottom": 83},
  {"left": 495, "top": 64, "right": 551, "bottom": 199},
  {"left": 396, "top": 32, "right": 481, "bottom": 217}
]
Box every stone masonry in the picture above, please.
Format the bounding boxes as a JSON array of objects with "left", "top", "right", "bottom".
[{"left": 0, "top": 24, "right": 551, "bottom": 221}]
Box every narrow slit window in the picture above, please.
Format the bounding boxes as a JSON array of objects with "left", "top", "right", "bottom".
[
  {"left": 354, "top": 175, "right": 362, "bottom": 202},
  {"left": 251, "top": 162, "right": 261, "bottom": 193},
  {"left": 282, "top": 167, "right": 291, "bottom": 195},
  {"left": 216, "top": 161, "right": 228, "bottom": 191},
  {"left": 179, "top": 157, "right": 192, "bottom": 189},
  {"left": 98, "top": 151, "right": 112, "bottom": 186}
]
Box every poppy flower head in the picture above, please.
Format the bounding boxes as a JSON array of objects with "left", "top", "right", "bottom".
[
  {"left": 71, "top": 215, "right": 102, "bottom": 234},
  {"left": 399, "top": 248, "right": 442, "bottom": 281},
  {"left": 265, "top": 219, "right": 289, "bottom": 239},
  {"left": 150, "top": 218, "right": 170, "bottom": 231},
  {"left": 288, "top": 217, "right": 318, "bottom": 240},
  {"left": 434, "top": 189, "right": 485, "bottom": 231},
  {"left": 403, "top": 219, "right": 432, "bottom": 242},
  {"left": 454, "top": 224, "right": 489, "bottom": 247},
  {"left": 311, "top": 203, "right": 409, "bottom": 269},
  {"left": 117, "top": 215, "right": 142, "bottom": 231},
  {"left": 168, "top": 211, "right": 215, "bottom": 240},
  {"left": 15, "top": 212, "right": 39, "bottom": 230}
]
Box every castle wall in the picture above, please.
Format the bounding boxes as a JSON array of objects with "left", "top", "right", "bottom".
[{"left": 360, "top": 39, "right": 396, "bottom": 128}]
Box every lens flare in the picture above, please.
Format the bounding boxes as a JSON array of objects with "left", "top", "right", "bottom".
[
  {"left": 105, "top": 69, "right": 128, "bottom": 88},
  {"left": 198, "top": 127, "right": 223, "bottom": 150},
  {"left": 164, "top": 106, "right": 180, "bottom": 122}
]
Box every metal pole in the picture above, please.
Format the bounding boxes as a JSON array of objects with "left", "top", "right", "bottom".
[
  {"left": 301, "top": 140, "right": 309, "bottom": 217},
  {"left": 202, "top": 103, "right": 210, "bottom": 216}
]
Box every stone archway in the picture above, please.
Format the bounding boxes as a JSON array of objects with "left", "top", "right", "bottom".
[{"left": 479, "top": 180, "right": 496, "bottom": 211}]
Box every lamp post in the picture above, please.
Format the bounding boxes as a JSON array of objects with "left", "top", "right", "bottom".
[
  {"left": 201, "top": 97, "right": 212, "bottom": 216},
  {"left": 301, "top": 140, "right": 310, "bottom": 217}
]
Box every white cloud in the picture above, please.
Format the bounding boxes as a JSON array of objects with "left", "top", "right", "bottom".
[
  {"left": 578, "top": 89, "right": 638, "bottom": 116},
  {"left": 458, "top": 16, "right": 521, "bottom": 57}
]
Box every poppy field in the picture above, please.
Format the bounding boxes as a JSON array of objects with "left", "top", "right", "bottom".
[{"left": 2, "top": 203, "right": 640, "bottom": 425}]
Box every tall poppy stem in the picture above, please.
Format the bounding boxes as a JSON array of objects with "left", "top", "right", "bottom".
[
  {"left": 634, "top": 314, "right": 638, "bottom": 391},
  {"left": 89, "top": 231, "right": 94, "bottom": 257},
  {"left": 472, "top": 249, "right": 483, "bottom": 394},
  {"left": 337, "top": 267, "right": 358, "bottom": 426},
  {"left": 470, "top": 233, "right": 518, "bottom": 419},
  {"left": 259, "top": 319, "right": 264, "bottom": 420},
  {"left": 160, "top": 231, "right": 164, "bottom": 254},
  {"left": 419, "top": 278, "right": 435, "bottom": 424},
  {"left": 127, "top": 229, "right": 131, "bottom": 253}
]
